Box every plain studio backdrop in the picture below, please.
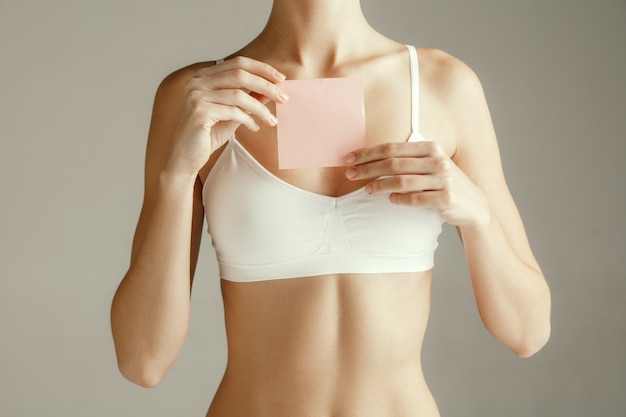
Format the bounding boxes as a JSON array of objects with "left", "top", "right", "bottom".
[{"left": 0, "top": 1, "right": 624, "bottom": 416}]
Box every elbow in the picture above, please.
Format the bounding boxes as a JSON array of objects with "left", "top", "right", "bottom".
[
  {"left": 116, "top": 357, "right": 168, "bottom": 389},
  {"left": 511, "top": 287, "right": 552, "bottom": 359},
  {"left": 512, "top": 322, "right": 551, "bottom": 359}
]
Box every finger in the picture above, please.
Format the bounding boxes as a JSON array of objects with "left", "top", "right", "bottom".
[
  {"left": 345, "top": 156, "right": 440, "bottom": 180},
  {"left": 206, "top": 89, "right": 278, "bottom": 127},
  {"left": 249, "top": 92, "right": 271, "bottom": 105},
  {"left": 195, "top": 68, "right": 289, "bottom": 105},
  {"left": 202, "top": 102, "right": 261, "bottom": 132},
  {"left": 367, "top": 174, "right": 444, "bottom": 195},
  {"left": 200, "top": 55, "right": 286, "bottom": 84},
  {"left": 195, "top": 56, "right": 288, "bottom": 104},
  {"left": 389, "top": 189, "right": 450, "bottom": 208},
  {"left": 346, "top": 140, "right": 444, "bottom": 165}
]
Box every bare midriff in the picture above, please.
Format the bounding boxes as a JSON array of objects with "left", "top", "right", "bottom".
[{"left": 205, "top": 271, "right": 439, "bottom": 417}]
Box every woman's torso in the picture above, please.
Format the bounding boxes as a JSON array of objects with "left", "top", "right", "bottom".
[
  {"left": 211, "top": 272, "right": 438, "bottom": 417},
  {"left": 199, "top": 39, "right": 455, "bottom": 417}
]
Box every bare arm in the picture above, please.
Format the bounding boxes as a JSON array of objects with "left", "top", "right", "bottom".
[
  {"left": 110, "top": 58, "right": 288, "bottom": 388},
  {"left": 110, "top": 68, "right": 207, "bottom": 388},
  {"left": 345, "top": 50, "right": 551, "bottom": 357},
  {"left": 446, "top": 56, "right": 551, "bottom": 357}
]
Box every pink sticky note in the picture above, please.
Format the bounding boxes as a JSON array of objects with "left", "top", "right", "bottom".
[{"left": 276, "top": 77, "right": 366, "bottom": 169}]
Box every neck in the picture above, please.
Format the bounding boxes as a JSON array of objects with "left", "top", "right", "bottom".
[{"left": 253, "top": 0, "right": 378, "bottom": 69}]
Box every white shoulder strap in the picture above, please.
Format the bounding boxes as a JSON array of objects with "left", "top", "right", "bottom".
[{"left": 406, "top": 45, "right": 420, "bottom": 133}]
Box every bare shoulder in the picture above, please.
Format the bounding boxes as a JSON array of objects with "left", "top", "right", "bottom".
[
  {"left": 145, "top": 60, "right": 217, "bottom": 168},
  {"left": 416, "top": 48, "right": 493, "bottom": 156},
  {"left": 142, "top": 60, "right": 217, "bottom": 200},
  {"left": 154, "top": 61, "right": 216, "bottom": 102},
  {"left": 416, "top": 48, "right": 483, "bottom": 99}
]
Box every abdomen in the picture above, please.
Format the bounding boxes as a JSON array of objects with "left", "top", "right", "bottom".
[{"left": 207, "top": 271, "right": 439, "bottom": 417}]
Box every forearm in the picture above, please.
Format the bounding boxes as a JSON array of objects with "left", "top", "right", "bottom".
[
  {"left": 111, "top": 171, "right": 197, "bottom": 386},
  {"left": 459, "top": 213, "right": 551, "bottom": 358}
]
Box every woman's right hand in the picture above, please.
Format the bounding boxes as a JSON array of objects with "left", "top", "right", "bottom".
[{"left": 165, "top": 56, "right": 289, "bottom": 177}]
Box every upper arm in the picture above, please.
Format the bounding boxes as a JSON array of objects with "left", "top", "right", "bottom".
[
  {"left": 130, "top": 64, "right": 211, "bottom": 281},
  {"left": 438, "top": 53, "right": 541, "bottom": 271}
]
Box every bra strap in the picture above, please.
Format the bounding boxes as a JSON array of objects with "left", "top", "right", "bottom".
[{"left": 406, "top": 45, "right": 420, "bottom": 134}]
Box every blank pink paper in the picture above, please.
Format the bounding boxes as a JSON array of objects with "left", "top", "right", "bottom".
[{"left": 276, "top": 77, "right": 366, "bottom": 169}]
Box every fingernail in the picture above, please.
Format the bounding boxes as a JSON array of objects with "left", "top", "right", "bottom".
[
  {"left": 365, "top": 183, "right": 373, "bottom": 194},
  {"left": 345, "top": 153, "right": 356, "bottom": 164},
  {"left": 269, "top": 115, "right": 278, "bottom": 126},
  {"left": 278, "top": 91, "right": 289, "bottom": 102},
  {"left": 345, "top": 168, "right": 357, "bottom": 179},
  {"left": 274, "top": 70, "right": 286, "bottom": 81}
]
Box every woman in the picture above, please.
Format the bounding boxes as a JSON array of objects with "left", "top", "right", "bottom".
[{"left": 110, "top": 0, "right": 551, "bottom": 415}]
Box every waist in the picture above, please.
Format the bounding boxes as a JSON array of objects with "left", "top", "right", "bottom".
[
  {"left": 211, "top": 272, "right": 436, "bottom": 415},
  {"left": 210, "top": 360, "right": 437, "bottom": 417}
]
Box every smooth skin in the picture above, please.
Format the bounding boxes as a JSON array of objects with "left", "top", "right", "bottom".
[{"left": 110, "top": 0, "right": 551, "bottom": 416}]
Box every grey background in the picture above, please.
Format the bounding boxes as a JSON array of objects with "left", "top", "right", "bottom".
[{"left": 0, "top": 0, "right": 624, "bottom": 416}]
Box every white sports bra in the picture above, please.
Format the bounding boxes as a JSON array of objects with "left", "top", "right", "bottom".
[{"left": 202, "top": 45, "right": 443, "bottom": 282}]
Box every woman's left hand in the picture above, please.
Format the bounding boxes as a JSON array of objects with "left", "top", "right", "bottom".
[{"left": 345, "top": 141, "right": 492, "bottom": 228}]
